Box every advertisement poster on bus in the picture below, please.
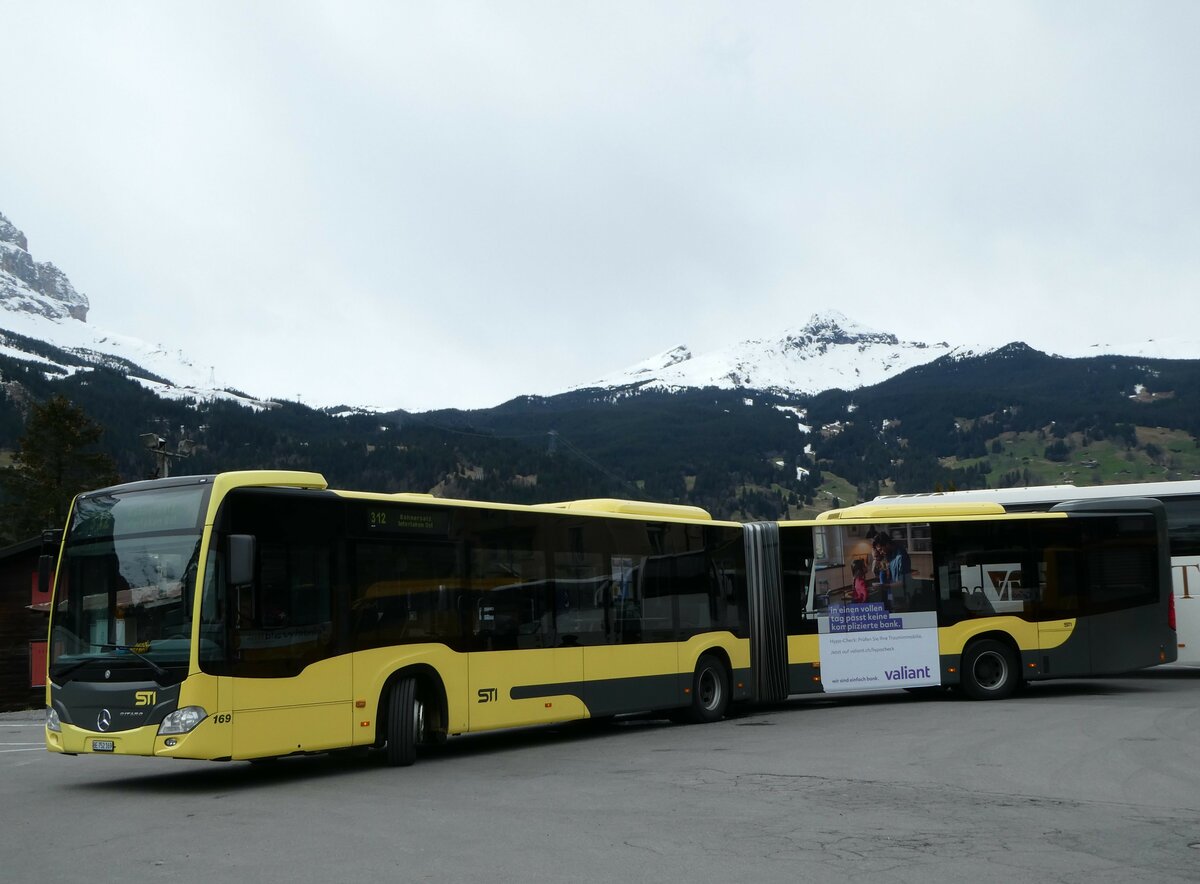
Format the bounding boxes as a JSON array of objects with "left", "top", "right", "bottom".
[{"left": 812, "top": 523, "right": 941, "bottom": 692}]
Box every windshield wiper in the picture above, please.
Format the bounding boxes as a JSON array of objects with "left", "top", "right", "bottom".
[
  {"left": 98, "top": 643, "right": 173, "bottom": 684},
  {"left": 51, "top": 642, "right": 175, "bottom": 686}
]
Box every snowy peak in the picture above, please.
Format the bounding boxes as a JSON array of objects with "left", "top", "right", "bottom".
[
  {"left": 0, "top": 213, "right": 28, "bottom": 251},
  {"left": 782, "top": 310, "right": 900, "bottom": 351},
  {"left": 0, "top": 208, "right": 273, "bottom": 410},
  {"left": 578, "top": 312, "right": 968, "bottom": 397},
  {"left": 0, "top": 212, "right": 89, "bottom": 322},
  {"left": 624, "top": 345, "right": 694, "bottom": 378}
]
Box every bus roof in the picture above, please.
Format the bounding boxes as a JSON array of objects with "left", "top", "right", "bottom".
[
  {"left": 872, "top": 478, "right": 1200, "bottom": 506},
  {"left": 531, "top": 498, "right": 713, "bottom": 521},
  {"left": 816, "top": 502, "right": 1008, "bottom": 521},
  {"left": 144, "top": 471, "right": 724, "bottom": 525}
]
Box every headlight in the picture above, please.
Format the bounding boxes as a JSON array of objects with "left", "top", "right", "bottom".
[
  {"left": 46, "top": 707, "right": 61, "bottom": 733},
  {"left": 158, "top": 706, "right": 208, "bottom": 735}
]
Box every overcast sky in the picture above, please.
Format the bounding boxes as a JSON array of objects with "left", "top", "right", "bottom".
[{"left": 2, "top": 2, "right": 1198, "bottom": 411}]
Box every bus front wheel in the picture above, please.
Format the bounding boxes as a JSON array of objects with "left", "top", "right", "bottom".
[
  {"left": 385, "top": 676, "right": 420, "bottom": 766},
  {"left": 960, "top": 640, "right": 1020, "bottom": 700},
  {"left": 684, "top": 654, "right": 730, "bottom": 723}
]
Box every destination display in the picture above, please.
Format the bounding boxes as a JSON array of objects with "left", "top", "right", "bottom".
[{"left": 361, "top": 506, "right": 450, "bottom": 535}]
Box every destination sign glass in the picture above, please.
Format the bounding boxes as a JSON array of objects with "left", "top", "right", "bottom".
[
  {"left": 72, "top": 486, "right": 207, "bottom": 539},
  {"left": 362, "top": 506, "right": 450, "bottom": 535}
]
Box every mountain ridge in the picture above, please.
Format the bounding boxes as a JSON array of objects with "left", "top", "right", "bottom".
[{"left": 3, "top": 208, "right": 1199, "bottom": 412}]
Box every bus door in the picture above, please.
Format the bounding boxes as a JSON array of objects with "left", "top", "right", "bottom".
[
  {"left": 468, "top": 578, "right": 585, "bottom": 730},
  {"left": 349, "top": 538, "right": 470, "bottom": 736},
  {"left": 1037, "top": 546, "right": 1091, "bottom": 677},
  {"left": 581, "top": 555, "right": 680, "bottom": 717},
  {"left": 230, "top": 540, "right": 350, "bottom": 758}
]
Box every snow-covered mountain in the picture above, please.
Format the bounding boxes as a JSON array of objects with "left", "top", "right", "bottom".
[
  {"left": 575, "top": 310, "right": 1200, "bottom": 398},
  {"left": 4, "top": 206, "right": 1197, "bottom": 414},
  {"left": 576, "top": 312, "right": 983, "bottom": 396},
  {"left": 0, "top": 210, "right": 271, "bottom": 409},
  {"left": 1051, "top": 338, "right": 1200, "bottom": 360}
]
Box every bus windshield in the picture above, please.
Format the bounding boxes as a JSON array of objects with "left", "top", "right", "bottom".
[{"left": 48, "top": 484, "right": 209, "bottom": 685}]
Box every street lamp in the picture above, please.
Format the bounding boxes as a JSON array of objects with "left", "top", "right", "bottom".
[{"left": 140, "top": 432, "right": 191, "bottom": 479}]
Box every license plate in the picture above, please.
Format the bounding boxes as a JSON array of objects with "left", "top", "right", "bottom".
[{"left": 92, "top": 740, "right": 115, "bottom": 752}]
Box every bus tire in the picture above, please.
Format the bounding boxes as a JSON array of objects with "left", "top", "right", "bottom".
[
  {"left": 385, "top": 676, "right": 419, "bottom": 767},
  {"left": 685, "top": 654, "right": 730, "bottom": 723},
  {"left": 960, "top": 639, "right": 1020, "bottom": 700}
]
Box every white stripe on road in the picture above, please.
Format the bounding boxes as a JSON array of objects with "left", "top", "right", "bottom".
[{"left": 0, "top": 748, "right": 45, "bottom": 753}]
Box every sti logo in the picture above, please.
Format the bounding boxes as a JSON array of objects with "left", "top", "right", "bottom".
[
  {"left": 134, "top": 691, "right": 157, "bottom": 707},
  {"left": 477, "top": 688, "right": 498, "bottom": 704}
]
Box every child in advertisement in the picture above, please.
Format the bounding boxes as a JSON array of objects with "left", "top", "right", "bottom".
[{"left": 851, "top": 559, "right": 869, "bottom": 604}]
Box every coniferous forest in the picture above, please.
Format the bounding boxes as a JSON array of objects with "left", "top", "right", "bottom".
[{"left": 2, "top": 340, "right": 1199, "bottom": 544}]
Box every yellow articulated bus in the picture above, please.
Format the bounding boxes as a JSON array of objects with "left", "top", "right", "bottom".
[
  {"left": 43, "top": 472, "right": 1175, "bottom": 765},
  {"left": 870, "top": 480, "right": 1200, "bottom": 665},
  {"left": 752, "top": 499, "right": 1175, "bottom": 702},
  {"left": 44, "top": 471, "right": 748, "bottom": 765}
]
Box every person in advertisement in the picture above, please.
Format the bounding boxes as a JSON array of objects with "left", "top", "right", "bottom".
[
  {"left": 872, "top": 530, "right": 912, "bottom": 610},
  {"left": 851, "top": 559, "right": 869, "bottom": 604}
]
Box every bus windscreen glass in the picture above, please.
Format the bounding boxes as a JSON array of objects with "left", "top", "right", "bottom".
[{"left": 49, "top": 486, "right": 209, "bottom": 684}]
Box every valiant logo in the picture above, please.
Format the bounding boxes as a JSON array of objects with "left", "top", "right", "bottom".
[
  {"left": 884, "top": 666, "right": 932, "bottom": 681},
  {"left": 96, "top": 709, "right": 112, "bottom": 732}
]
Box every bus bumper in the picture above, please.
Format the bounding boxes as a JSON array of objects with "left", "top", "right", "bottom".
[
  {"left": 47, "top": 720, "right": 229, "bottom": 760},
  {"left": 47, "top": 722, "right": 160, "bottom": 756}
]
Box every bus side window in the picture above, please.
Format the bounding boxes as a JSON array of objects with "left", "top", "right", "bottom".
[
  {"left": 1039, "top": 547, "right": 1080, "bottom": 620},
  {"left": 351, "top": 541, "right": 464, "bottom": 652},
  {"left": 233, "top": 541, "right": 335, "bottom": 676},
  {"left": 198, "top": 549, "right": 228, "bottom": 664},
  {"left": 552, "top": 553, "right": 608, "bottom": 647},
  {"left": 1085, "top": 526, "right": 1158, "bottom": 614},
  {"left": 937, "top": 564, "right": 966, "bottom": 623},
  {"left": 779, "top": 531, "right": 815, "bottom": 634},
  {"left": 673, "top": 553, "right": 715, "bottom": 634}
]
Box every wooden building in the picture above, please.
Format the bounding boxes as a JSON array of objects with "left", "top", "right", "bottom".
[{"left": 0, "top": 538, "right": 50, "bottom": 712}]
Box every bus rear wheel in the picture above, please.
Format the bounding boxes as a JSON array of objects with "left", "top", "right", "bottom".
[
  {"left": 960, "top": 639, "right": 1020, "bottom": 700},
  {"left": 385, "top": 676, "right": 420, "bottom": 766},
  {"left": 684, "top": 654, "right": 730, "bottom": 723}
]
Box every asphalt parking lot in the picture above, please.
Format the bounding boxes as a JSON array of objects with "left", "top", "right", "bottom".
[{"left": 3, "top": 669, "right": 1199, "bottom": 884}]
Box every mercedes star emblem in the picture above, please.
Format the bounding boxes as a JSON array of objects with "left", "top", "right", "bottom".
[{"left": 96, "top": 709, "right": 112, "bottom": 732}]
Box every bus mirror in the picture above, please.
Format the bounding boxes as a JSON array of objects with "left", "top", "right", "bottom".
[
  {"left": 228, "top": 535, "right": 256, "bottom": 586},
  {"left": 37, "top": 554, "right": 55, "bottom": 596},
  {"left": 38, "top": 529, "right": 62, "bottom": 596}
]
